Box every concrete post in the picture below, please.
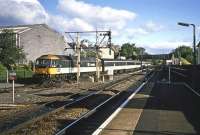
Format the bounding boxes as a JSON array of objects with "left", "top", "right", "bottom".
[{"left": 108, "top": 70, "right": 114, "bottom": 81}]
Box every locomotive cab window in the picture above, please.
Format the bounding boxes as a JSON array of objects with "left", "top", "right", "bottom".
[{"left": 35, "top": 59, "right": 51, "bottom": 67}]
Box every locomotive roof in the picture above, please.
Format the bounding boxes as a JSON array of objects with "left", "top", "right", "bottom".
[
  {"left": 102, "top": 58, "right": 139, "bottom": 62},
  {"left": 37, "top": 54, "right": 72, "bottom": 60},
  {"left": 71, "top": 56, "right": 96, "bottom": 62}
]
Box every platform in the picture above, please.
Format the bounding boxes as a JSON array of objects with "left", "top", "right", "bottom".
[{"left": 100, "top": 81, "right": 200, "bottom": 135}]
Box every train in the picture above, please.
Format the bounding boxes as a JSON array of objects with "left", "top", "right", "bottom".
[{"left": 34, "top": 54, "right": 150, "bottom": 81}]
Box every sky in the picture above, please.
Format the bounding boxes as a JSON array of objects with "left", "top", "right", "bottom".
[{"left": 0, "top": 0, "right": 199, "bottom": 54}]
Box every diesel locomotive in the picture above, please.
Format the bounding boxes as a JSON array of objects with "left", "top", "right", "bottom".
[{"left": 34, "top": 54, "right": 148, "bottom": 81}]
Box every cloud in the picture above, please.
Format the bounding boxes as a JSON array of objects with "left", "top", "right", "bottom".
[
  {"left": 137, "top": 41, "right": 191, "bottom": 54},
  {"left": 0, "top": 0, "right": 136, "bottom": 33},
  {"left": 145, "top": 41, "right": 191, "bottom": 49},
  {"left": 0, "top": 0, "right": 175, "bottom": 54},
  {"left": 125, "top": 28, "right": 149, "bottom": 36},
  {"left": 124, "top": 21, "right": 164, "bottom": 39},
  {"left": 144, "top": 21, "right": 164, "bottom": 32},
  {"left": 0, "top": 0, "right": 48, "bottom": 25},
  {"left": 57, "top": 0, "right": 136, "bottom": 30},
  {"left": 0, "top": 0, "right": 95, "bottom": 32},
  {"left": 48, "top": 15, "right": 94, "bottom": 32}
]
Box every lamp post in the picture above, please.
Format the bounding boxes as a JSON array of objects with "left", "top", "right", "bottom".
[{"left": 178, "top": 22, "right": 196, "bottom": 65}]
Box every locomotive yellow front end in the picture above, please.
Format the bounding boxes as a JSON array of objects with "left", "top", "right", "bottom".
[
  {"left": 34, "top": 54, "right": 73, "bottom": 83},
  {"left": 34, "top": 54, "right": 61, "bottom": 78}
]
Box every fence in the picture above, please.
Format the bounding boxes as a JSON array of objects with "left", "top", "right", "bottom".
[
  {"left": 170, "top": 65, "right": 200, "bottom": 93},
  {"left": 0, "top": 68, "right": 33, "bottom": 84},
  {"left": 0, "top": 69, "right": 7, "bottom": 83}
]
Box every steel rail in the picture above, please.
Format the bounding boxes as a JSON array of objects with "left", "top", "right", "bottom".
[
  {"left": 2, "top": 70, "right": 144, "bottom": 135},
  {"left": 55, "top": 70, "right": 154, "bottom": 135},
  {"left": 55, "top": 91, "right": 122, "bottom": 135},
  {"left": 170, "top": 67, "right": 187, "bottom": 71},
  {"left": 92, "top": 71, "right": 155, "bottom": 135},
  {"left": 183, "top": 83, "right": 200, "bottom": 97},
  {"left": 170, "top": 70, "right": 188, "bottom": 78},
  {"left": 55, "top": 71, "right": 145, "bottom": 135}
]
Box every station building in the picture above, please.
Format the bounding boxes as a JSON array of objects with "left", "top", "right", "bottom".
[
  {"left": 0, "top": 24, "right": 68, "bottom": 64},
  {"left": 0, "top": 23, "right": 119, "bottom": 64}
]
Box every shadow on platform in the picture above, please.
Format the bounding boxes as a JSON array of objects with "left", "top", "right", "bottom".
[{"left": 125, "top": 82, "right": 200, "bottom": 135}]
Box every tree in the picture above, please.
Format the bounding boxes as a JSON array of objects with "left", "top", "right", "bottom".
[
  {"left": 172, "top": 46, "right": 193, "bottom": 63},
  {"left": 136, "top": 47, "right": 145, "bottom": 55},
  {"left": 80, "top": 50, "right": 96, "bottom": 57},
  {"left": 135, "top": 47, "right": 146, "bottom": 59},
  {"left": 120, "top": 43, "right": 137, "bottom": 59},
  {"left": 120, "top": 43, "right": 146, "bottom": 59},
  {"left": 0, "top": 29, "right": 25, "bottom": 69}
]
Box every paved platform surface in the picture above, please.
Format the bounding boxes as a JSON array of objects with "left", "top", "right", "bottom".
[
  {"left": 100, "top": 81, "right": 200, "bottom": 135},
  {"left": 133, "top": 82, "right": 200, "bottom": 135},
  {"left": 100, "top": 82, "right": 154, "bottom": 135}
]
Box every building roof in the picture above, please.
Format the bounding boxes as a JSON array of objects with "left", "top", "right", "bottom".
[
  {"left": 0, "top": 24, "right": 59, "bottom": 34},
  {"left": 0, "top": 23, "right": 43, "bottom": 28}
]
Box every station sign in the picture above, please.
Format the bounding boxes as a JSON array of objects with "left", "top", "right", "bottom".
[{"left": 9, "top": 72, "right": 16, "bottom": 80}]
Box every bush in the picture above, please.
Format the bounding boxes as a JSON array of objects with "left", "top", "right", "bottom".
[
  {"left": 14, "top": 64, "right": 31, "bottom": 71},
  {"left": 0, "top": 64, "right": 7, "bottom": 81},
  {"left": 0, "top": 64, "right": 7, "bottom": 71},
  {"left": 13, "top": 65, "right": 33, "bottom": 78}
]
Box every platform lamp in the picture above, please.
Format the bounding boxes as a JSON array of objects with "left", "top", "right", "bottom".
[{"left": 177, "top": 22, "right": 196, "bottom": 65}]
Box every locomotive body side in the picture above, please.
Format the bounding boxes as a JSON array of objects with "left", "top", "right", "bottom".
[{"left": 34, "top": 54, "right": 151, "bottom": 82}]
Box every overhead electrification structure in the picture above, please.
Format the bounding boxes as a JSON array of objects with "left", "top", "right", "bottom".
[{"left": 65, "top": 30, "right": 112, "bottom": 83}]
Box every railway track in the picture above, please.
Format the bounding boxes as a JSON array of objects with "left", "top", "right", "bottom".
[
  {"left": 1, "top": 70, "right": 146, "bottom": 135},
  {"left": 0, "top": 82, "right": 105, "bottom": 132},
  {"left": 59, "top": 71, "right": 155, "bottom": 135}
]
